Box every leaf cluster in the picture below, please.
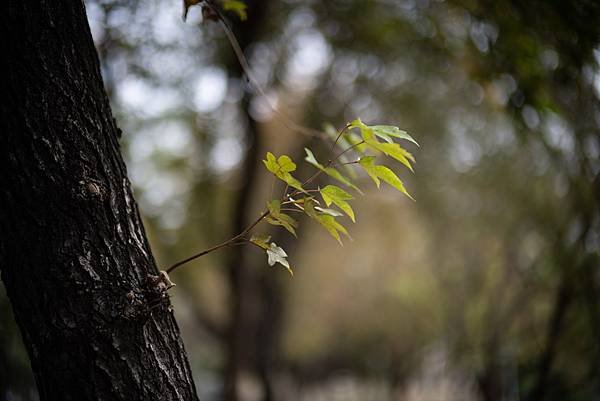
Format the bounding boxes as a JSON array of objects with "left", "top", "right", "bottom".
[{"left": 253, "top": 120, "right": 418, "bottom": 274}]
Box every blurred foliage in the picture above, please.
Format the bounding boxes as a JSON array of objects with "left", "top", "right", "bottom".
[{"left": 1, "top": 0, "right": 599, "bottom": 400}]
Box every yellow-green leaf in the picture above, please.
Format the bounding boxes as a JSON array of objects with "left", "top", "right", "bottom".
[
  {"left": 263, "top": 152, "right": 305, "bottom": 192},
  {"left": 358, "top": 157, "right": 414, "bottom": 200},
  {"left": 266, "top": 199, "right": 298, "bottom": 236},
  {"left": 277, "top": 155, "right": 296, "bottom": 173},
  {"left": 316, "top": 215, "right": 350, "bottom": 245},
  {"left": 222, "top": 0, "right": 247, "bottom": 20},
  {"left": 371, "top": 125, "right": 419, "bottom": 146},
  {"left": 357, "top": 156, "right": 381, "bottom": 187},
  {"left": 374, "top": 142, "right": 414, "bottom": 172},
  {"left": 319, "top": 185, "right": 356, "bottom": 222}
]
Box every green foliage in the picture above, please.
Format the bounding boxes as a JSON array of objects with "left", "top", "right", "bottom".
[
  {"left": 263, "top": 152, "right": 305, "bottom": 192},
  {"left": 315, "top": 214, "right": 350, "bottom": 245},
  {"left": 265, "top": 199, "right": 298, "bottom": 237},
  {"left": 169, "top": 118, "right": 416, "bottom": 277},
  {"left": 254, "top": 119, "right": 417, "bottom": 272},
  {"left": 221, "top": 0, "right": 247, "bottom": 20},
  {"left": 358, "top": 156, "right": 414, "bottom": 200},
  {"left": 371, "top": 125, "right": 419, "bottom": 147},
  {"left": 319, "top": 185, "right": 355, "bottom": 222},
  {"left": 350, "top": 119, "right": 415, "bottom": 172}
]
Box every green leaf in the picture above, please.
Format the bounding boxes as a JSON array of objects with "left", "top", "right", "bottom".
[
  {"left": 373, "top": 142, "right": 415, "bottom": 172},
  {"left": 302, "top": 197, "right": 320, "bottom": 219},
  {"left": 267, "top": 199, "right": 281, "bottom": 215},
  {"left": 349, "top": 120, "right": 416, "bottom": 172},
  {"left": 316, "top": 215, "right": 350, "bottom": 245},
  {"left": 304, "top": 148, "right": 362, "bottom": 193},
  {"left": 358, "top": 156, "right": 381, "bottom": 187},
  {"left": 266, "top": 216, "right": 297, "bottom": 237},
  {"left": 371, "top": 125, "right": 419, "bottom": 146},
  {"left": 276, "top": 155, "right": 296, "bottom": 173},
  {"left": 250, "top": 234, "right": 271, "bottom": 250},
  {"left": 266, "top": 243, "right": 293, "bottom": 276},
  {"left": 358, "top": 157, "right": 414, "bottom": 200},
  {"left": 266, "top": 199, "right": 298, "bottom": 236},
  {"left": 222, "top": 0, "right": 247, "bottom": 20},
  {"left": 301, "top": 197, "right": 351, "bottom": 244},
  {"left": 319, "top": 185, "right": 356, "bottom": 222},
  {"left": 263, "top": 152, "right": 305, "bottom": 192},
  {"left": 303, "top": 147, "right": 321, "bottom": 167}
]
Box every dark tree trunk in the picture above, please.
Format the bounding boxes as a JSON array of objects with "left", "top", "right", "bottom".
[{"left": 0, "top": 1, "right": 199, "bottom": 400}]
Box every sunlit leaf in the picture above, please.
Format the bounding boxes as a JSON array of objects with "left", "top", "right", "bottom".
[
  {"left": 358, "top": 156, "right": 381, "bottom": 187},
  {"left": 374, "top": 142, "right": 414, "bottom": 172},
  {"left": 358, "top": 157, "right": 414, "bottom": 200},
  {"left": 277, "top": 155, "right": 296, "bottom": 173},
  {"left": 263, "top": 152, "right": 305, "bottom": 192},
  {"left": 320, "top": 185, "right": 356, "bottom": 222},
  {"left": 316, "top": 214, "right": 350, "bottom": 245},
  {"left": 349, "top": 119, "right": 416, "bottom": 172},
  {"left": 371, "top": 125, "right": 419, "bottom": 146}
]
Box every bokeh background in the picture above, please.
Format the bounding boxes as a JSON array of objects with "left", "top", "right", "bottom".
[{"left": 1, "top": 1, "right": 600, "bottom": 400}]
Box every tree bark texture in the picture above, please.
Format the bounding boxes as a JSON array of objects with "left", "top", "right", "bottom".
[{"left": 0, "top": 1, "right": 199, "bottom": 400}]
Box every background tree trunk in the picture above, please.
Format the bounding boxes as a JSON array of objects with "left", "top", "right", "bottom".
[{"left": 0, "top": 1, "right": 199, "bottom": 400}]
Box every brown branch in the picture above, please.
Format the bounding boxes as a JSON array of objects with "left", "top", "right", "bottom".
[{"left": 166, "top": 210, "right": 269, "bottom": 274}]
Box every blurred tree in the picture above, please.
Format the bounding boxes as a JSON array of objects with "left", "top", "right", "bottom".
[{"left": 0, "top": 0, "right": 198, "bottom": 399}]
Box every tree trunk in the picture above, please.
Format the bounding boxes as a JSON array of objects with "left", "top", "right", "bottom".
[{"left": 0, "top": 1, "right": 199, "bottom": 400}]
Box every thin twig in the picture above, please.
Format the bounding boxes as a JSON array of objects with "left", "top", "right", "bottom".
[
  {"left": 206, "top": 2, "right": 325, "bottom": 140},
  {"left": 166, "top": 210, "right": 269, "bottom": 274},
  {"left": 334, "top": 140, "right": 364, "bottom": 161},
  {"left": 328, "top": 123, "right": 351, "bottom": 157},
  {"left": 332, "top": 160, "right": 360, "bottom": 167}
]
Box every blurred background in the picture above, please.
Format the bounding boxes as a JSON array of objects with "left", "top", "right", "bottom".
[{"left": 1, "top": 0, "right": 599, "bottom": 400}]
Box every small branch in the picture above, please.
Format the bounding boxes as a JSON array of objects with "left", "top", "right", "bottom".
[
  {"left": 166, "top": 210, "right": 269, "bottom": 274},
  {"left": 332, "top": 160, "right": 360, "bottom": 167},
  {"left": 328, "top": 123, "right": 351, "bottom": 156},
  {"left": 334, "top": 140, "right": 364, "bottom": 161}
]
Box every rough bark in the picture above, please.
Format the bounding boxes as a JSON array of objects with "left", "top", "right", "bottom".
[{"left": 0, "top": 1, "right": 199, "bottom": 400}]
